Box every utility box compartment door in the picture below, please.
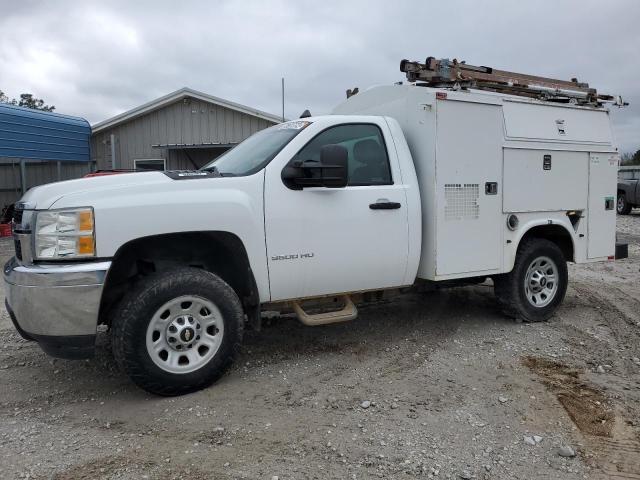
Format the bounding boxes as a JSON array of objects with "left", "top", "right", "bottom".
[
  {"left": 503, "top": 101, "right": 613, "bottom": 144},
  {"left": 503, "top": 149, "right": 588, "bottom": 212},
  {"left": 435, "top": 100, "right": 503, "bottom": 276},
  {"left": 587, "top": 153, "right": 618, "bottom": 259}
]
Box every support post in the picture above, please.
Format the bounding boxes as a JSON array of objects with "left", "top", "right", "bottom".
[
  {"left": 19, "top": 160, "right": 26, "bottom": 194},
  {"left": 57, "top": 161, "right": 62, "bottom": 181},
  {"left": 110, "top": 133, "right": 117, "bottom": 169},
  {"left": 281, "top": 77, "right": 285, "bottom": 122}
]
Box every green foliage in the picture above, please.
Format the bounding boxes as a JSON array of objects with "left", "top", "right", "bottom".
[
  {"left": 621, "top": 150, "right": 640, "bottom": 166},
  {"left": 0, "top": 90, "right": 55, "bottom": 111},
  {"left": 0, "top": 90, "right": 16, "bottom": 105}
]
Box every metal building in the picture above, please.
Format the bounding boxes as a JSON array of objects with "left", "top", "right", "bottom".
[
  {"left": 0, "top": 103, "right": 92, "bottom": 210},
  {"left": 91, "top": 88, "right": 282, "bottom": 171}
]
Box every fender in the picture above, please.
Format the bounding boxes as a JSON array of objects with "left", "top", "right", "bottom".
[
  {"left": 49, "top": 172, "right": 271, "bottom": 301},
  {"left": 618, "top": 181, "right": 639, "bottom": 204},
  {"left": 505, "top": 214, "right": 578, "bottom": 272}
]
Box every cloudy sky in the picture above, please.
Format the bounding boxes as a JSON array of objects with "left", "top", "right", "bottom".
[{"left": 1, "top": 0, "right": 638, "bottom": 153}]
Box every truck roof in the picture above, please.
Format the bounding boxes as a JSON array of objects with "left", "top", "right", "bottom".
[{"left": 334, "top": 83, "right": 612, "bottom": 115}]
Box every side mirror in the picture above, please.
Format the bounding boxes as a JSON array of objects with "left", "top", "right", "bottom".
[
  {"left": 281, "top": 144, "right": 349, "bottom": 189},
  {"left": 319, "top": 144, "right": 348, "bottom": 188}
]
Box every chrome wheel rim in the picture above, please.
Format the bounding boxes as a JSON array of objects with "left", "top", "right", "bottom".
[
  {"left": 524, "top": 256, "right": 558, "bottom": 308},
  {"left": 617, "top": 196, "right": 625, "bottom": 213},
  {"left": 146, "top": 295, "right": 224, "bottom": 374}
]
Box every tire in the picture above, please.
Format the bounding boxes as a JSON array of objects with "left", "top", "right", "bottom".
[
  {"left": 617, "top": 193, "right": 632, "bottom": 215},
  {"left": 493, "top": 238, "right": 568, "bottom": 322},
  {"left": 111, "top": 267, "right": 244, "bottom": 396}
]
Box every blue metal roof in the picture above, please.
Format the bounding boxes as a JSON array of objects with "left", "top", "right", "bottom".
[{"left": 0, "top": 103, "right": 91, "bottom": 162}]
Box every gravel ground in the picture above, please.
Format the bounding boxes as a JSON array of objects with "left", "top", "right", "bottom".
[{"left": 1, "top": 213, "right": 639, "bottom": 480}]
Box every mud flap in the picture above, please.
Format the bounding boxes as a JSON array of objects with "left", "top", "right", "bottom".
[{"left": 615, "top": 242, "right": 628, "bottom": 260}]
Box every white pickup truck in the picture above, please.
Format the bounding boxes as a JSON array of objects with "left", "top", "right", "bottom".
[{"left": 4, "top": 60, "right": 627, "bottom": 395}]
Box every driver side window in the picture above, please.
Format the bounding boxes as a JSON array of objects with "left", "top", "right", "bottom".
[{"left": 291, "top": 124, "right": 392, "bottom": 186}]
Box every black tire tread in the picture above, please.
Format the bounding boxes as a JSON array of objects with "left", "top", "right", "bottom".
[
  {"left": 111, "top": 267, "right": 244, "bottom": 396},
  {"left": 493, "top": 238, "right": 568, "bottom": 323},
  {"left": 618, "top": 193, "right": 632, "bottom": 215}
]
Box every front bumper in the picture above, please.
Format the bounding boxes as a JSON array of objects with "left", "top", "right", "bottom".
[{"left": 3, "top": 257, "right": 111, "bottom": 359}]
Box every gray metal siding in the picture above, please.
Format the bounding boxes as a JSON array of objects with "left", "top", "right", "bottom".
[
  {"left": 0, "top": 159, "right": 93, "bottom": 208},
  {"left": 91, "top": 97, "right": 275, "bottom": 170}
]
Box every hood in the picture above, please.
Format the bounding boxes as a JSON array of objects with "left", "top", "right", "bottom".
[{"left": 19, "top": 172, "right": 172, "bottom": 209}]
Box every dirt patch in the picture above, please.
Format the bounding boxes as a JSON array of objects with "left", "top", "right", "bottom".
[
  {"left": 556, "top": 393, "right": 613, "bottom": 438},
  {"left": 522, "top": 356, "right": 614, "bottom": 438},
  {"left": 524, "top": 356, "right": 640, "bottom": 479},
  {"left": 51, "top": 455, "right": 155, "bottom": 480},
  {"left": 51, "top": 454, "right": 214, "bottom": 480}
]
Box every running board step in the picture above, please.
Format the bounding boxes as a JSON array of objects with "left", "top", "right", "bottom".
[{"left": 293, "top": 296, "right": 358, "bottom": 326}]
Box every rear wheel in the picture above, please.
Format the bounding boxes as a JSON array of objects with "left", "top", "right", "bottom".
[
  {"left": 617, "top": 193, "right": 632, "bottom": 215},
  {"left": 111, "top": 267, "right": 244, "bottom": 396},
  {"left": 494, "top": 238, "right": 568, "bottom": 322}
]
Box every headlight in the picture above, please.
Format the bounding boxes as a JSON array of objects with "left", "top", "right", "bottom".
[{"left": 34, "top": 208, "right": 95, "bottom": 259}]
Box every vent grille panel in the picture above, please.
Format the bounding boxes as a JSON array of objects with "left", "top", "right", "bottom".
[
  {"left": 12, "top": 207, "right": 23, "bottom": 225},
  {"left": 444, "top": 183, "right": 480, "bottom": 220}
]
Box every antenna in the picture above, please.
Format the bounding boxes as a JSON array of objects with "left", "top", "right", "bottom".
[{"left": 281, "top": 78, "right": 285, "bottom": 122}]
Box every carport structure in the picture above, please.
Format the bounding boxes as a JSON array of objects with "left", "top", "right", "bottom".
[{"left": 0, "top": 103, "right": 93, "bottom": 209}]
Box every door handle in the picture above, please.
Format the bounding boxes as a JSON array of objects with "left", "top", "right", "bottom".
[{"left": 369, "top": 201, "right": 401, "bottom": 210}]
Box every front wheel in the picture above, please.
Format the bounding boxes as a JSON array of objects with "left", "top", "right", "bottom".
[
  {"left": 493, "top": 238, "right": 568, "bottom": 322},
  {"left": 617, "top": 193, "right": 632, "bottom": 215},
  {"left": 111, "top": 267, "right": 244, "bottom": 396}
]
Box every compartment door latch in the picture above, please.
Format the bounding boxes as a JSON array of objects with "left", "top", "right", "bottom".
[
  {"left": 605, "top": 196, "right": 615, "bottom": 210},
  {"left": 485, "top": 182, "right": 498, "bottom": 195}
]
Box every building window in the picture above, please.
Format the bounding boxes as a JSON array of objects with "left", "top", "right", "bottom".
[{"left": 134, "top": 159, "right": 166, "bottom": 171}]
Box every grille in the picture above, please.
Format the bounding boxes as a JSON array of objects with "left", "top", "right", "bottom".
[
  {"left": 14, "top": 239, "right": 22, "bottom": 260},
  {"left": 12, "top": 207, "right": 23, "bottom": 225},
  {"left": 12, "top": 204, "right": 25, "bottom": 260},
  {"left": 444, "top": 183, "right": 480, "bottom": 221}
]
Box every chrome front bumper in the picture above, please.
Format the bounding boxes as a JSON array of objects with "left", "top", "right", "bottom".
[{"left": 3, "top": 257, "right": 111, "bottom": 359}]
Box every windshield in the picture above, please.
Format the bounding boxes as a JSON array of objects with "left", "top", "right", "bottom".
[{"left": 201, "top": 120, "right": 311, "bottom": 176}]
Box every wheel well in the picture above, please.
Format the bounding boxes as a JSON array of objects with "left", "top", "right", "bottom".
[
  {"left": 519, "top": 225, "right": 574, "bottom": 262},
  {"left": 98, "top": 232, "right": 259, "bottom": 326}
]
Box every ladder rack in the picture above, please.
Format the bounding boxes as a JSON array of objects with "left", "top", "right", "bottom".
[{"left": 400, "top": 57, "right": 627, "bottom": 107}]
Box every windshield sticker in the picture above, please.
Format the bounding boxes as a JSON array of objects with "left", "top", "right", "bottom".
[{"left": 276, "top": 120, "right": 311, "bottom": 130}]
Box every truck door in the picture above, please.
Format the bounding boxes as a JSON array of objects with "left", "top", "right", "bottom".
[{"left": 264, "top": 121, "right": 409, "bottom": 301}]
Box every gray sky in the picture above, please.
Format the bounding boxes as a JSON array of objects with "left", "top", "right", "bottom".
[{"left": 1, "top": 0, "right": 638, "bottom": 153}]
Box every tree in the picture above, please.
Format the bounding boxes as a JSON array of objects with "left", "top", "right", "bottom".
[
  {"left": 620, "top": 150, "right": 640, "bottom": 166},
  {"left": 0, "top": 90, "right": 55, "bottom": 111},
  {"left": 17, "top": 93, "right": 55, "bottom": 111},
  {"left": 0, "top": 90, "right": 16, "bottom": 105}
]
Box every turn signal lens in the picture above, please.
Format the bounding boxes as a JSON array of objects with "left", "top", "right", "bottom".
[
  {"left": 78, "top": 210, "right": 94, "bottom": 232},
  {"left": 78, "top": 236, "right": 95, "bottom": 255}
]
